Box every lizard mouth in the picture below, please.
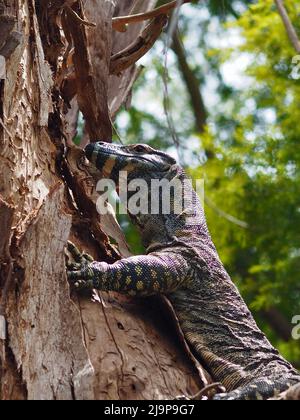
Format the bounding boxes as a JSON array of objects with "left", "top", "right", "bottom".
[
  {"left": 85, "top": 143, "right": 174, "bottom": 178},
  {"left": 97, "top": 149, "right": 163, "bottom": 169}
]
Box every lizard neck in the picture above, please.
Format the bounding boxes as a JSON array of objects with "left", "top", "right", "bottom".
[{"left": 126, "top": 166, "right": 207, "bottom": 250}]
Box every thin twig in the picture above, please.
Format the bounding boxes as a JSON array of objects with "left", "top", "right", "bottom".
[
  {"left": 63, "top": 3, "right": 96, "bottom": 28},
  {"left": 112, "top": 0, "right": 196, "bottom": 32},
  {"left": 161, "top": 295, "right": 211, "bottom": 388},
  {"left": 110, "top": 116, "right": 124, "bottom": 145},
  {"left": 176, "top": 382, "right": 226, "bottom": 400},
  {"left": 191, "top": 382, "right": 226, "bottom": 400},
  {"left": 274, "top": 0, "right": 300, "bottom": 53},
  {"left": 160, "top": 5, "right": 247, "bottom": 229},
  {"left": 205, "top": 196, "right": 249, "bottom": 229},
  {"left": 162, "top": 1, "right": 185, "bottom": 164}
]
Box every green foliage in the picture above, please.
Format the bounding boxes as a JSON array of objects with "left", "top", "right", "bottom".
[
  {"left": 118, "top": 214, "right": 145, "bottom": 255},
  {"left": 206, "top": 0, "right": 255, "bottom": 19},
  {"left": 115, "top": 0, "right": 300, "bottom": 364}
]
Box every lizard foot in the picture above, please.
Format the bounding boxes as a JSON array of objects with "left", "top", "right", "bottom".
[{"left": 66, "top": 241, "right": 97, "bottom": 291}]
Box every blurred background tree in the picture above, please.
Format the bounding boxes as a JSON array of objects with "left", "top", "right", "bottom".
[{"left": 112, "top": 0, "right": 300, "bottom": 367}]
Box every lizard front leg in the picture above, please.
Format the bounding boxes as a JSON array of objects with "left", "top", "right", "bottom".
[{"left": 66, "top": 242, "right": 191, "bottom": 296}]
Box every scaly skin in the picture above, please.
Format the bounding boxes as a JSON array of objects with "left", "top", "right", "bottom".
[{"left": 67, "top": 142, "right": 300, "bottom": 400}]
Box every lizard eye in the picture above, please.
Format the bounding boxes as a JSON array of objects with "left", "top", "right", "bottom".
[{"left": 133, "top": 144, "right": 148, "bottom": 153}]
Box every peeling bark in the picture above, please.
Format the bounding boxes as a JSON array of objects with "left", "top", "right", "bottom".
[
  {"left": 7, "top": 186, "right": 94, "bottom": 400},
  {"left": 0, "top": 0, "right": 209, "bottom": 400},
  {"left": 108, "top": 0, "right": 157, "bottom": 118}
]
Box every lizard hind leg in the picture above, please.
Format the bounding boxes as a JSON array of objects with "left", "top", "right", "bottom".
[{"left": 213, "top": 377, "right": 300, "bottom": 400}]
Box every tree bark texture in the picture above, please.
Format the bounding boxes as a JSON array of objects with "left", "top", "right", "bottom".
[{"left": 0, "top": 0, "right": 210, "bottom": 400}]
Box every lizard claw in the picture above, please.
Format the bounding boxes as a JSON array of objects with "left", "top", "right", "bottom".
[
  {"left": 65, "top": 241, "right": 96, "bottom": 291},
  {"left": 67, "top": 241, "right": 83, "bottom": 263},
  {"left": 66, "top": 241, "right": 94, "bottom": 261},
  {"left": 66, "top": 262, "right": 82, "bottom": 271},
  {"left": 73, "top": 279, "right": 94, "bottom": 290},
  {"left": 66, "top": 242, "right": 94, "bottom": 267},
  {"left": 82, "top": 252, "right": 94, "bottom": 263},
  {"left": 67, "top": 268, "right": 98, "bottom": 290}
]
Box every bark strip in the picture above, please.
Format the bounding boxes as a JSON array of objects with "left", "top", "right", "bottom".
[{"left": 110, "top": 15, "right": 168, "bottom": 75}]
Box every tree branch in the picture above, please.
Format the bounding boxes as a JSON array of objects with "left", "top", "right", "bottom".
[
  {"left": 110, "top": 15, "right": 168, "bottom": 75},
  {"left": 64, "top": 1, "right": 112, "bottom": 140},
  {"left": 112, "top": 0, "right": 196, "bottom": 32},
  {"left": 274, "top": 0, "right": 300, "bottom": 54},
  {"left": 171, "top": 30, "right": 207, "bottom": 132}
]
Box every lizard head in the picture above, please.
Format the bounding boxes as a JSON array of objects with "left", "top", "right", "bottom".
[
  {"left": 85, "top": 142, "right": 199, "bottom": 247},
  {"left": 85, "top": 142, "right": 177, "bottom": 182}
]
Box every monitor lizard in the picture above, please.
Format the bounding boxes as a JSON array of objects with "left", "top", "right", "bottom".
[{"left": 67, "top": 142, "right": 300, "bottom": 400}]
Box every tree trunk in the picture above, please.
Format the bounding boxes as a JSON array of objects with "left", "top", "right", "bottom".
[{"left": 0, "top": 0, "right": 210, "bottom": 400}]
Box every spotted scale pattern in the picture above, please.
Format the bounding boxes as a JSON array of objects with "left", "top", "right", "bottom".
[
  {"left": 67, "top": 245, "right": 192, "bottom": 297},
  {"left": 67, "top": 142, "right": 300, "bottom": 400}
]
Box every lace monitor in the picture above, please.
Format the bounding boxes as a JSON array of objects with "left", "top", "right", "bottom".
[{"left": 67, "top": 142, "right": 300, "bottom": 400}]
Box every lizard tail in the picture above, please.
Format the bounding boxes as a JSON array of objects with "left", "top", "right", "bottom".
[{"left": 213, "top": 377, "right": 300, "bottom": 400}]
